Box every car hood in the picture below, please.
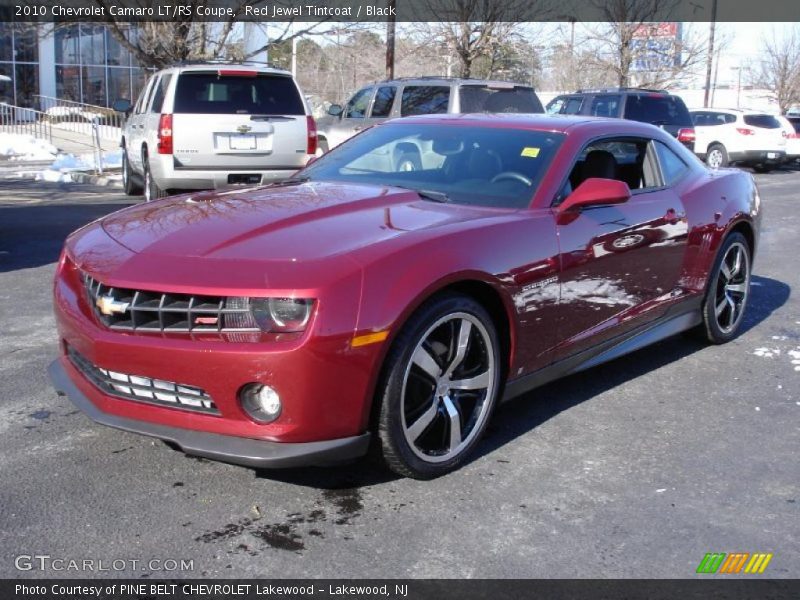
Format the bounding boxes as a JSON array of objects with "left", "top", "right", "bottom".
[{"left": 100, "top": 181, "right": 490, "bottom": 261}]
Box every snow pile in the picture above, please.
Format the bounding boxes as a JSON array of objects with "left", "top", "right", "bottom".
[
  {"left": 50, "top": 149, "right": 122, "bottom": 171},
  {"left": 0, "top": 132, "right": 59, "bottom": 161}
]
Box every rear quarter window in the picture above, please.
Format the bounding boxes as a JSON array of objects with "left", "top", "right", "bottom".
[
  {"left": 400, "top": 86, "right": 450, "bottom": 116},
  {"left": 743, "top": 114, "right": 781, "bottom": 129},
  {"left": 624, "top": 95, "right": 692, "bottom": 127},
  {"left": 459, "top": 86, "right": 543, "bottom": 113},
  {"left": 173, "top": 73, "right": 304, "bottom": 115}
]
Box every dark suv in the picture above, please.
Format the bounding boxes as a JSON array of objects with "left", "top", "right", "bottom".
[{"left": 546, "top": 88, "right": 695, "bottom": 152}]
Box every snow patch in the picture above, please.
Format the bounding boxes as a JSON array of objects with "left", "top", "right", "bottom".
[
  {"left": 0, "top": 132, "right": 58, "bottom": 161},
  {"left": 753, "top": 347, "right": 780, "bottom": 358}
]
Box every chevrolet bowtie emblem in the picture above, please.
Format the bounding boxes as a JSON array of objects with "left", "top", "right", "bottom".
[
  {"left": 96, "top": 295, "right": 130, "bottom": 316},
  {"left": 237, "top": 124, "right": 252, "bottom": 134}
]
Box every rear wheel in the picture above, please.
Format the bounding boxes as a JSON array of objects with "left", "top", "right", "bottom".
[
  {"left": 143, "top": 155, "right": 167, "bottom": 202},
  {"left": 706, "top": 144, "right": 728, "bottom": 168},
  {"left": 377, "top": 294, "right": 502, "bottom": 479},
  {"left": 121, "top": 146, "right": 143, "bottom": 196},
  {"left": 698, "top": 232, "right": 751, "bottom": 344}
]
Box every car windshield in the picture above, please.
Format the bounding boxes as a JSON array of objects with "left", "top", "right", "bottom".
[{"left": 299, "top": 123, "right": 565, "bottom": 209}]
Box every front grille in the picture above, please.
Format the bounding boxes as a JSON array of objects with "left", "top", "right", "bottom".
[
  {"left": 83, "top": 273, "right": 259, "bottom": 333},
  {"left": 67, "top": 346, "right": 219, "bottom": 415}
]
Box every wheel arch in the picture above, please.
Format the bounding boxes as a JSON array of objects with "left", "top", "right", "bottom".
[{"left": 729, "top": 218, "right": 756, "bottom": 258}]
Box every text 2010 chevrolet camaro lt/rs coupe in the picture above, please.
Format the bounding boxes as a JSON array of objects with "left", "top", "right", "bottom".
[{"left": 49, "top": 114, "right": 761, "bottom": 479}]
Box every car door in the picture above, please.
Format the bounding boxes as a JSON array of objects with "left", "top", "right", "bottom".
[{"left": 553, "top": 136, "right": 689, "bottom": 360}]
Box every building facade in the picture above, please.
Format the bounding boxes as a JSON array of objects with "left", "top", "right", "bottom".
[{"left": 0, "top": 23, "right": 148, "bottom": 109}]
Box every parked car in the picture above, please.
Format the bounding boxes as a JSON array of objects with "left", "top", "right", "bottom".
[
  {"left": 777, "top": 115, "right": 800, "bottom": 164},
  {"left": 113, "top": 63, "right": 317, "bottom": 201},
  {"left": 690, "top": 108, "right": 787, "bottom": 171},
  {"left": 50, "top": 114, "right": 760, "bottom": 479},
  {"left": 316, "top": 77, "right": 543, "bottom": 155},
  {"left": 545, "top": 87, "right": 696, "bottom": 152}
]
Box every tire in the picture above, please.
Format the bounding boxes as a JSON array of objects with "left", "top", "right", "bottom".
[
  {"left": 376, "top": 293, "right": 502, "bottom": 479},
  {"left": 705, "top": 144, "right": 728, "bottom": 169},
  {"left": 121, "top": 146, "right": 143, "bottom": 196},
  {"left": 753, "top": 164, "right": 773, "bottom": 173},
  {"left": 143, "top": 155, "right": 166, "bottom": 202},
  {"left": 697, "top": 232, "right": 752, "bottom": 344},
  {"left": 395, "top": 151, "right": 422, "bottom": 172}
]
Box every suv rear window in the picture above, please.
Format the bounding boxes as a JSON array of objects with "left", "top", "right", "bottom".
[
  {"left": 459, "top": 86, "right": 543, "bottom": 113},
  {"left": 743, "top": 114, "right": 781, "bottom": 129},
  {"left": 623, "top": 95, "right": 692, "bottom": 127},
  {"left": 173, "top": 72, "right": 304, "bottom": 115},
  {"left": 400, "top": 86, "right": 450, "bottom": 116}
]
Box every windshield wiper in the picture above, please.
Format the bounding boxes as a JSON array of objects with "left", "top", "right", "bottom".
[{"left": 416, "top": 189, "right": 450, "bottom": 203}]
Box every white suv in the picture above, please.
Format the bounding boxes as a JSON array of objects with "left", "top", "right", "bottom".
[
  {"left": 114, "top": 63, "right": 317, "bottom": 201},
  {"left": 690, "top": 108, "right": 786, "bottom": 172}
]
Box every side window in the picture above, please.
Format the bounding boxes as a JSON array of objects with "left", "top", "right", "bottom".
[
  {"left": 546, "top": 97, "right": 565, "bottom": 114},
  {"left": 148, "top": 74, "right": 171, "bottom": 113},
  {"left": 562, "top": 96, "right": 584, "bottom": 115},
  {"left": 565, "top": 137, "right": 659, "bottom": 199},
  {"left": 344, "top": 87, "right": 372, "bottom": 119},
  {"left": 654, "top": 141, "right": 688, "bottom": 185},
  {"left": 589, "top": 95, "right": 621, "bottom": 118},
  {"left": 400, "top": 86, "right": 450, "bottom": 116},
  {"left": 134, "top": 77, "right": 155, "bottom": 114},
  {"left": 370, "top": 86, "right": 396, "bottom": 118}
]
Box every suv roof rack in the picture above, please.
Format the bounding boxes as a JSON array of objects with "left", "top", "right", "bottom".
[
  {"left": 575, "top": 87, "right": 668, "bottom": 94},
  {"left": 169, "top": 59, "right": 289, "bottom": 71}
]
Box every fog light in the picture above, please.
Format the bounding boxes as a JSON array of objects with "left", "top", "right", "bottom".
[{"left": 239, "top": 383, "right": 282, "bottom": 423}]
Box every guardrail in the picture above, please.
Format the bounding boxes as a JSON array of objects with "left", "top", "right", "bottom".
[{"left": 0, "top": 103, "right": 53, "bottom": 143}]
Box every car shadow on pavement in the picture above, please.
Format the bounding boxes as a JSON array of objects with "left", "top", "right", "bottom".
[{"left": 474, "top": 274, "right": 790, "bottom": 463}]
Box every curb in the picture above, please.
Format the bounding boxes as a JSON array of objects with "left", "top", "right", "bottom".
[{"left": 68, "top": 170, "right": 123, "bottom": 189}]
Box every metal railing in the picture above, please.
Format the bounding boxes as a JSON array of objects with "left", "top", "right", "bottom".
[
  {"left": 0, "top": 103, "right": 53, "bottom": 143},
  {"left": 34, "top": 94, "right": 124, "bottom": 143},
  {"left": 0, "top": 101, "right": 107, "bottom": 173}
]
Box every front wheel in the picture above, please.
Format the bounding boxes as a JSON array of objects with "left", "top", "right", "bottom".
[
  {"left": 698, "top": 232, "right": 751, "bottom": 344},
  {"left": 377, "top": 294, "right": 502, "bottom": 479}
]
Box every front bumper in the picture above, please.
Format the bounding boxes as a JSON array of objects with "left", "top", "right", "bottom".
[{"left": 49, "top": 360, "right": 370, "bottom": 468}]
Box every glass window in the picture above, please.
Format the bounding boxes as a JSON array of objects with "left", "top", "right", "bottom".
[
  {"left": 590, "top": 95, "right": 621, "bottom": 118},
  {"left": 56, "top": 65, "right": 82, "bottom": 102},
  {"left": 0, "top": 23, "right": 12, "bottom": 62},
  {"left": 343, "top": 87, "right": 372, "bottom": 119},
  {"left": 55, "top": 25, "right": 80, "bottom": 65},
  {"left": 459, "top": 85, "right": 543, "bottom": 113},
  {"left": 655, "top": 141, "right": 688, "bottom": 185},
  {"left": 546, "top": 97, "right": 565, "bottom": 114},
  {"left": 81, "top": 66, "right": 107, "bottom": 106},
  {"left": 80, "top": 25, "right": 106, "bottom": 66},
  {"left": 742, "top": 114, "right": 781, "bottom": 129},
  {"left": 107, "top": 67, "right": 132, "bottom": 104},
  {"left": 370, "top": 86, "right": 396, "bottom": 118},
  {"left": 148, "top": 74, "right": 171, "bottom": 113},
  {"left": 105, "top": 29, "right": 130, "bottom": 67},
  {"left": 400, "top": 86, "right": 450, "bottom": 116},
  {"left": 14, "top": 26, "right": 38, "bottom": 63},
  {"left": 623, "top": 94, "right": 692, "bottom": 127},
  {"left": 562, "top": 96, "right": 583, "bottom": 115},
  {"left": 14, "top": 63, "right": 38, "bottom": 107},
  {"left": 172, "top": 72, "right": 304, "bottom": 115},
  {"left": 300, "top": 123, "right": 564, "bottom": 209},
  {"left": 568, "top": 138, "right": 658, "bottom": 192}
]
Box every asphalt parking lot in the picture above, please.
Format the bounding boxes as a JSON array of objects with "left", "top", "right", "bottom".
[{"left": 0, "top": 172, "right": 797, "bottom": 579}]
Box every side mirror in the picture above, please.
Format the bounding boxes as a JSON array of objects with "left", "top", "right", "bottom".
[
  {"left": 558, "top": 178, "right": 631, "bottom": 214},
  {"left": 111, "top": 99, "right": 132, "bottom": 115},
  {"left": 327, "top": 104, "right": 343, "bottom": 117}
]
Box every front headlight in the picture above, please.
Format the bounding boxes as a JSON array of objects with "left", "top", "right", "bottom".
[{"left": 251, "top": 298, "right": 314, "bottom": 332}]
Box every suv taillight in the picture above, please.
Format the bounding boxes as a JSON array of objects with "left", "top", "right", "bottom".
[
  {"left": 306, "top": 116, "right": 317, "bottom": 155},
  {"left": 736, "top": 127, "right": 755, "bottom": 136},
  {"left": 677, "top": 128, "right": 695, "bottom": 143},
  {"left": 157, "top": 114, "right": 173, "bottom": 155}
]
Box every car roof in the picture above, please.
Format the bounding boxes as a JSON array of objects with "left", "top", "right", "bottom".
[
  {"left": 373, "top": 77, "right": 533, "bottom": 87},
  {"left": 384, "top": 113, "right": 669, "bottom": 135},
  {"left": 163, "top": 64, "right": 293, "bottom": 76}
]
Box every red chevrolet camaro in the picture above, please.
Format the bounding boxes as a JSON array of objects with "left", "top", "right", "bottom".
[{"left": 50, "top": 114, "right": 761, "bottom": 479}]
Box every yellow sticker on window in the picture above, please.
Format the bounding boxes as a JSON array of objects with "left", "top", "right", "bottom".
[{"left": 521, "top": 147, "right": 540, "bottom": 158}]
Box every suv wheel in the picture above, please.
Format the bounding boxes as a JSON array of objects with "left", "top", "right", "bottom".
[
  {"left": 121, "top": 147, "right": 143, "bottom": 196},
  {"left": 143, "top": 156, "right": 166, "bottom": 202},
  {"left": 377, "top": 294, "right": 502, "bottom": 479},
  {"left": 706, "top": 144, "right": 728, "bottom": 168}
]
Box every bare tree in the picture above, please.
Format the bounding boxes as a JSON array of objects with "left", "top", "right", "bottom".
[
  {"left": 585, "top": 0, "right": 706, "bottom": 89},
  {"left": 412, "top": 0, "right": 552, "bottom": 79},
  {"left": 751, "top": 26, "right": 800, "bottom": 113}
]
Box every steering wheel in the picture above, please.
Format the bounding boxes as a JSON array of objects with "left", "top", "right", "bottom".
[{"left": 491, "top": 171, "right": 533, "bottom": 186}]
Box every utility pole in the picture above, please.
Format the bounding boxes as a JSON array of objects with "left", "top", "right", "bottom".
[
  {"left": 385, "top": 0, "right": 396, "bottom": 79},
  {"left": 703, "top": 0, "right": 717, "bottom": 107}
]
